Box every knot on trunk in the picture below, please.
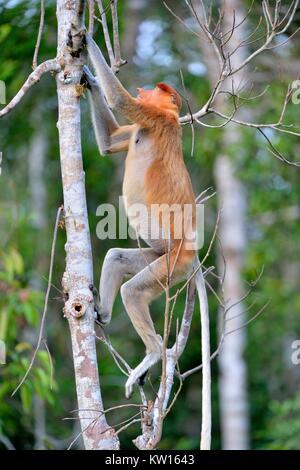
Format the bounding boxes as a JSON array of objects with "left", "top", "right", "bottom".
[{"left": 63, "top": 293, "right": 94, "bottom": 319}]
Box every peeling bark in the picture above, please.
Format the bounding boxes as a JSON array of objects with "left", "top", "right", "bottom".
[{"left": 56, "top": 0, "right": 119, "bottom": 450}]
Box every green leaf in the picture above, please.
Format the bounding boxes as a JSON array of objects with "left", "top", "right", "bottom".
[
  {"left": 22, "top": 303, "right": 39, "bottom": 326},
  {"left": 20, "top": 385, "right": 32, "bottom": 414}
]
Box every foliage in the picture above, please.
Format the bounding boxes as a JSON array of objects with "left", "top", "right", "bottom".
[
  {"left": 0, "top": 246, "right": 56, "bottom": 447},
  {"left": 259, "top": 395, "right": 300, "bottom": 449}
]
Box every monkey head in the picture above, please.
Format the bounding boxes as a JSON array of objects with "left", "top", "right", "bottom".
[{"left": 136, "top": 82, "right": 181, "bottom": 113}]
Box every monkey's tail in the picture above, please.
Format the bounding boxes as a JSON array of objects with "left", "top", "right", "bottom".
[{"left": 194, "top": 256, "right": 212, "bottom": 450}]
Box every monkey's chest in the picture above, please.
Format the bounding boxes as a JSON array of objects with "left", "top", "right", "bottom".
[
  {"left": 122, "top": 132, "right": 168, "bottom": 253},
  {"left": 122, "top": 129, "right": 154, "bottom": 206},
  {"left": 123, "top": 151, "right": 152, "bottom": 210}
]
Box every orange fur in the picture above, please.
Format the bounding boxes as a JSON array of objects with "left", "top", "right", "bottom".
[{"left": 121, "top": 83, "right": 196, "bottom": 271}]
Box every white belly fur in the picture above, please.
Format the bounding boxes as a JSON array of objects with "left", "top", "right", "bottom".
[{"left": 122, "top": 129, "right": 171, "bottom": 254}]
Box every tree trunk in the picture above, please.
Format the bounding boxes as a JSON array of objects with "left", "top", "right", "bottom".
[
  {"left": 216, "top": 0, "right": 250, "bottom": 449},
  {"left": 56, "top": 0, "right": 119, "bottom": 450},
  {"left": 198, "top": 0, "right": 250, "bottom": 449}
]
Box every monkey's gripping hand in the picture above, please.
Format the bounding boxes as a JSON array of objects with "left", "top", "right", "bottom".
[{"left": 82, "top": 65, "right": 99, "bottom": 89}]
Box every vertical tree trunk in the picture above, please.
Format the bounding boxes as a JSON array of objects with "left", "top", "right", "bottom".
[
  {"left": 198, "top": 0, "right": 250, "bottom": 449},
  {"left": 214, "top": 151, "right": 249, "bottom": 450},
  {"left": 56, "top": 0, "right": 119, "bottom": 450},
  {"left": 216, "top": 0, "right": 250, "bottom": 449}
]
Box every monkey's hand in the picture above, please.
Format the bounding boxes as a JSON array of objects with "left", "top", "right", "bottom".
[{"left": 82, "top": 65, "right": 99, "bottom": 89}]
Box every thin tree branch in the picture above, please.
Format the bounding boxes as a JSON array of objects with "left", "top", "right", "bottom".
[
  {"left": 32, "top": 0, "right": 45, "bottom": 69},
  {"left": 0, "top": 59, "right": 60, "bottom": 118},
  {"left": 110, "top": 0, "right": 126, "bottom": 71},
  {"left": 96, "top": 0, "right": 115, "bottom": 67},
  {"left": 12, "top": 206, "right": 63, "bottom": 397},
  {"left": 88, "top": 0, "right": 95, "bottom": 35}
]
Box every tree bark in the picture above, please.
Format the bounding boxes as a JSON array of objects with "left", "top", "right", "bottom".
[{"left": 56, "top": 0, "right": 119, "bottom": 450}]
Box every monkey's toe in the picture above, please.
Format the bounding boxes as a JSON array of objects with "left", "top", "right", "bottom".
[
  {"left": 125, "top": 371, "right": 148, "bottom": 398},
  {"left": 138, "top": 370, "right": 148, "bottom": 386},
  {"left": 96, "top": 310, "right": 111, "bottom": 326},
  {"left": 94, "top": 303, "right": 111, "bottom": 326}
]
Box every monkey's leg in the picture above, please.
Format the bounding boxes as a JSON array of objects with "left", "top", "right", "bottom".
[
  {"left": 120, "top": 252, "right": 192, "bottom": 398},
  {"left": 98, "top": 248, "right": 159, "bottom": 326}
]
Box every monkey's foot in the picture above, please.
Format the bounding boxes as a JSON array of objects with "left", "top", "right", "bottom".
[
  {"left": 95, "top": 306, "right": 111, "bottom": 326},
  {"left": 125, "top": 351, "right": 161, "bottom": 399},
  {"left": 138, "top": 370, "right": 148, "bottom": 386}
]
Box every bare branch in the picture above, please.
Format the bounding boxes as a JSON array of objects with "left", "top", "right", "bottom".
[
  {"left": 88, "top": 0, "right": 95, "bottom": 35},
  {"left": 96, "top": 0, "right": 115, "bottom": 67},
  {"left": 163, "top": 1, "right": 205, "bottom": 41},
  {"left": 110, "top": 0, "right": 127, "bottom": 71},
  {"left": 0, "top": 59, "right": 60, "bottom": 118},
  {"left": 228, "top": 0, "right": 298, "bottom": 76},
  {"left": 32, "top": 0, "right": 45, "bottom": 69},
  {"left": 96, "top": 333, "right": 131, "bottom": 377},
  {"left": 186, "top": 0, "right": 223, "bottom": 69},
  {"left": 181, "top": 268, "right": 268, "bottom": 380},
  {"left": 178, "top": 0, "right": 299, "bottom": 159},
  {"left": 12, "top": 206, "right": 63, "bottom": 397},
  {"left": 133, "top": 278, "right": 196, "bottom": 449}
]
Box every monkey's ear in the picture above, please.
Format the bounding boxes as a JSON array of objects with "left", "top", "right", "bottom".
[{"left": 156, "top": 82, "right": 182, "bottom": 110}]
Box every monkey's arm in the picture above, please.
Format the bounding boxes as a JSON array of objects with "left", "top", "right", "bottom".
[
  {"left": 84, "top": 65, "right": 134, "bottom": 155},
  {"left": 86, "top": 35, "right": 178, "bottom": 131}
]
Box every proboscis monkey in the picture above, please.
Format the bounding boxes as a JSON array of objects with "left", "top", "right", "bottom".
[{"left": 84, "top": 34, "right": 196, "bottom": 398}]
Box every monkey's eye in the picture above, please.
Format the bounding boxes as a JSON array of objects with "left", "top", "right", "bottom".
[{"left": 171, "top": 94, "right": 176, "bottom": 104}]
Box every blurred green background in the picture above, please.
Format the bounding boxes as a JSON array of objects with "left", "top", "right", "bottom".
[{"left": 0, "top": 0, "right": 300, "bottom": 450}]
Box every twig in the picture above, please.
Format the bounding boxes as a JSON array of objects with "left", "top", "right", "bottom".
[
  {"left": 110, "top": 0, "right": 126, "bottom": 71},
  {"left": 181, "top": 269, "right": 268, "bottom": 381},
  {"left": 0, "top": 59, "right": 60, "bottom": 118},
  {"left": 96, "top": 0, "right": 115, "bottom": 68},
  {"left": 179, "top": 69, "right": 195, "bottom": 157},
  {"left": 176, "top": 0, "right": 300, "bottom": 168},
  {"left": 96, "top": 331, "right": 131, "bottom": 377},
  {"left": 225, "top": 300, "right": 270, "bottom": 335},
  {"left": 116, "top": 418, "right": 141, "bottom": 435},
  {"left": 211, "top": 108, "right": 300, "bottom": 138},
  {"left": 66, "top": 404, "right": 145, "bottom": 448},
  {"left": 67, "top": 403, "right": 146, "bottom": 417},
  {"left": 88, "top": 0, "right": 95, "bottom": 35},
  {"left": 133, "top": 278, "right": 196, "bottom": 449},
  {"left": 67, "top": 416, "right": 99, "bottom": 450},
  {"left": 12, "top": 206, "right": 63, "bottom": 397},
  {"left": 32, "top": 0, "right": 45, "bottom": 69}
]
